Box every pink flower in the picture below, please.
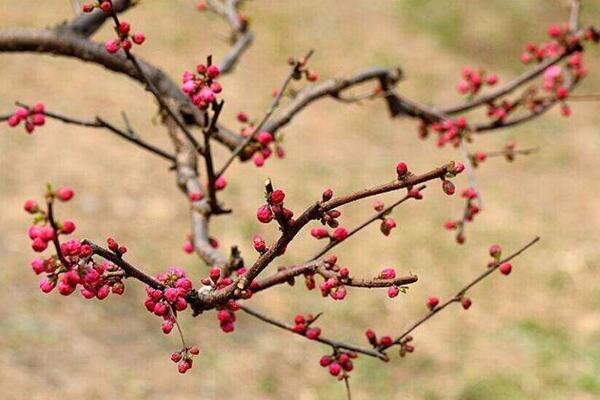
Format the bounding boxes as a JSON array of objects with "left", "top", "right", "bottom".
[
  {"left": 256, "top": 204, "right": 273, "bottom": 223},
  {"left": 105, "top": 39, "right": 120, "bottom": 53}
]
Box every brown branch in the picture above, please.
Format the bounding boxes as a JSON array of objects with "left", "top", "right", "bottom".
[
  {"left": 260, "top": 67, "right": 403, "bottom": 134},
  {"left": 206, "top": 0, "right": 254, "bottom": 74},
  {"left": 239, "top": 305, "right": 388, "bottom": 360},
  {"left": 84, "top": 241, "right": 165, "bottom": 289},
  {"left": 312, "top": 185, "right": 426, "bottom": 260},
  {"left": 378, "top": 236, "right": 541, "bottom": 351},
  {"left": 11, "top": 102, "right": 176, "bottom": 162},
  {"left": 193, "top": 163, "right": 454, "bottom": 311}
]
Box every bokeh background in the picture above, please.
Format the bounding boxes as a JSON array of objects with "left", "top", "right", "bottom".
[{"left": 1, "top": 1, "right": 600, "bottom": 399}]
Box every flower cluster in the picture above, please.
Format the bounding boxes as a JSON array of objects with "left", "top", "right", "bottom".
[
  {"left": 456, "top": 66, "right": 498, "bottom": 95},
  {"left": 216, "top": 300, "right": 240, "bottom": 333},
  {"left": 236, "top": 112, "right": 286, "bottom": 168},
  {"left": 82, "top": 1, "right": 113, "bottom": 14},
  {"left": 256, "top": 188, "right": 295, "bottom": 230},
  {"left": 312, "top": 256, "right": 348, "bottom": 301},
  {"left": 7, "top": 103, "right": 45, "bottom": 133},
  {"left": 103, "top": 19, "right": 145, "bottom": 54},
  {"left": 319, "top": 351, "right": 357, "bottom": 378},
  {"left": 292, "top": 314, "right": 322, "bottom": 340},
  {"left": 421, "top": 117, "right": 469, "bottom": 147},
  {"left": 365, "top": 329, "right": 393, "bottom": 348},
  {"left": 171, "top": 345, "right": 200, "bottom": 374},
  {"left": 181, "top": 62, "right": 222, "bottom": 111},
  {"left": 143, "top": 267, "right": 193, "bottom": 334},
  {"left": 25, "top": 187, "right": 126, "bottom": 298}
]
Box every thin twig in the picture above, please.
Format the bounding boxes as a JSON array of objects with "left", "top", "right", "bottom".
[{"left": 215, "top": 49, "right": 315, "bottom": 177}]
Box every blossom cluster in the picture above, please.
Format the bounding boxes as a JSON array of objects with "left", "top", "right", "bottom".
[
  {"left": 7, "top": 103, "right": 45, "bottom": 133},
  {"left": 237, "top": 112, "right": 286, "bottom": 168},
  {"left": 143, "top": 267, "right": 193, "bottom": 334},
  {"left": 319, "top": 351, "right": 357, "bottom": 378},
  {"left": 181, "top": 63, "right": 222, "bottom": 111}
]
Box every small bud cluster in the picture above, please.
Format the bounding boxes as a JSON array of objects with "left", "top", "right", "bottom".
[
  {"left": 237, "top": 113, "right": 286, "bottom": 167},
  {"left": 82, "top": 0, "right": 112, "bottom": 13},
  {"left": 371, "top": 200, "right": 397, "bottom": 236},
  {"left": 456, "top": 66, "right": 498, "bottom": 95},
  {"left": 256, "top": 188, "right": 294, "bottom": 230},
  {"left": 7, "top": 103, "right": 45, "bottom": 133},
  {"left": 318, "top": 256, "right": 348, "bottom": 301},
  {"left": 106, "top": 237, "right": 128, "bottom": 256},
  {"left": 216, "top": 300, "right": 240, "bottom": 333},
  {"left": 419, "top": 117, "right": 469, "bottom": 148},
  {"left": 397, "top": 161, "right": 427, "bottom": 200},
  {"left": 102, "top": 16, "right": 145, "bottom": 53},
  {"left": 487, "top": 244, "right": 512, "bottom": 275},
  {"left": 181, "top": 62, "right": 222, "bottom": 111},
  {"left": 319, "top": 351, "right": 357, "bottom": 378},
  {"left": 366, "top": 328, "right": 415, "bottom": 357},
  {"left": 444, "top": 186, "right": 479, "bottom": 244},
  {"left": 143, "top": 267, "right": 193, "bottom": 334},
  {"left": 171, "top": 345, "right": 200, "bottom": 374},
  {"left": 377, "top": 267, "right": 405, "bottom": 298},
  {"left": 287, "top": 55, "right": 319, "bottom": 83},
  {"left": 310, "top": 225, "right": 348, "bottom": 242},
  {"left": 292, "top": 314, "right": 322, "bottom": 340}
]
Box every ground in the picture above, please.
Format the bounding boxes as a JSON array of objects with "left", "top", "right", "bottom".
[{"left": 1, "top": 1, "right": 600, "bottom": 399}]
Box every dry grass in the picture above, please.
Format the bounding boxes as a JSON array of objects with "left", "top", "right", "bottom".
[{"left": 1, "top": 1, "right": 600, "bottom": 399}]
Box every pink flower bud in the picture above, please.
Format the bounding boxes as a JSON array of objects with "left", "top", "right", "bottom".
[
  {"left": 442, "top": 180, "right": 455, "bottom": 196},
  {"left": 214, "top": 177, "right": 227, "bottom": 190},
  {"left": 320, "top": 355, "right": 332, "bottom": 367},
  {"left": 132, "top": 32, "right": 146, "bottom": 45},
  {"left": 379, "top": 268, "right": 396, "bottom": 279},
  {"left": 206, "top": 65, "right": 220, "bottom": 79},
  {"left": 499, "top": 262, "right": 512, "bottom": 275},
  {"left": 332, "top": 227, "right": 348, "bottom": 242},
  {"left": 31, "top": 237, "right": 48, "bottom": 252},
  {"left": 61, "top": 220, "right": 76, "bottom": 234},
  {"left": 252, "top": 235, "right": 266, "bottom": 252},
  {"left": 182, "top": 241, "right": 194, "bottom": 254},
  {"left": 57, "top": 187, "right": 74, "bottom": 202},
  {"left": 256, "top": 204, "right": 273, "bottom": 223},
  {"left": 396, "top": 162, "right": 408, "bottom": 177},
  {"left": 39, "top": 279, "right": 55, "bottom": 293},
  {"left": 486, "top": 73, "right": 498, "bottom": 85},
  {"left": 23, "top": 199, "right": 38, "bottom": 213},
  {"left": 257, "top": 131, "right": 273, "bottom": 145},
  {"left": 489, "top": 244, "right": 502, "bottom": 258},
  {"left": 105, "top": 39, "right": 119, "bottom": 53},
  {"left": 269, "top": 189, "right": 285, "bottom": 205},
  {"left": 329, "top": 362, "right": 341, "bottom": 376},
  {"left": 31, "top": 258, "right": 45, "bottom": 275},
  {"left": 461, "top": 297, "right": 472, "bottom": 310},
  {"left": 427, "top": 296, "right": 439, "bottom": 310}
]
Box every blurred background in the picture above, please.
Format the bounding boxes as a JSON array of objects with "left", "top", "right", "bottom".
[{"left": 1, "top": 1, "right": 600, "bottom": 399}]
